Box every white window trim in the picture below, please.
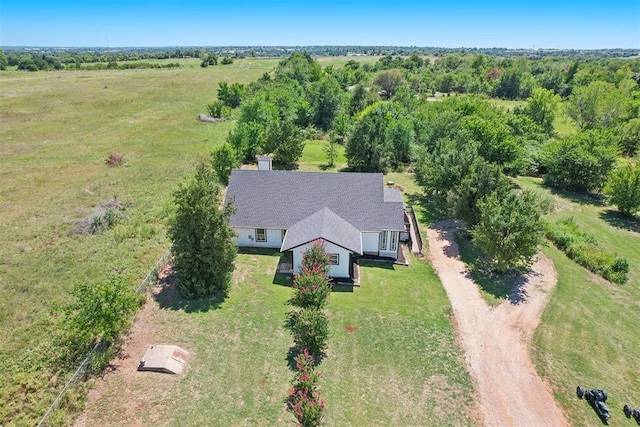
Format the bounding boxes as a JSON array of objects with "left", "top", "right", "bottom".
[
  {"left": 379, "top": 231, "right": 388, "bottom": 251},
  {"left": 390, "top": 231, "right": 398, "bottom": 251},
  {"left": 329, "top": 253, "right": 339, "bottom": 265},
  {"left": 256, "top": 228, "right": 267, "bottom": 242}
]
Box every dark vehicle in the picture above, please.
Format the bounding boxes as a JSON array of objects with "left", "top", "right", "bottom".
[
  {"left": 624, "top": 404, "right": 640, "bottom": 424},
  {"left": 577, "top": 386, "right": 610, "bottom": 424}
]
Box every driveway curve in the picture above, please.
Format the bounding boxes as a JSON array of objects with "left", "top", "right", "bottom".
[{"left": 427, "top": 220, "right": 567, "bottom": 427}]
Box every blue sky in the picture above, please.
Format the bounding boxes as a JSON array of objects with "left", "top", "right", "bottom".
[{"left": 1, "top": 0, "right": 638, "bottom": 48}]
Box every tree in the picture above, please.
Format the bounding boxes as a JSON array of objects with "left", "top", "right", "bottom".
[
  {"left": 286, "top": 308, "right": 330, "bottom": 355},
  {"left": 65, "top": 277, "right": 141, "bottom": 348},
  {"left": 168, "top": 163, "right": 237, "bottom": 297},
  {"left": 565, "top": 81, "right": 629, "bottom": 129},
  {"left": 274, "top": 52, "right": 322, "bottom": 86},
  {"left": 348, "top": 84, "right": 377, "bottom": 116},
  {"left": 200, "top": 54, "right": 218, "bottom": 67},
  {"left": 373, "top": 69, "right": 406, "bottom": 96},
  {"left": 542, "top": 129, "right": 620, "bottom": 191},
  {"left": 324, "top": 132, "right": 339, "bottom": 168},
  {"left": 493, "top": 68, "right": 532, "bottom": 100},
  {"left": 604, "top": 162, "right": 640, "bottom": 216},
  {"left": 227, "top": 121, "right": 265, "bottom": 162},
  {"left": 346, "top": 101, "right": 413, "bottom": 172},
  {"left": 471, "top": 190, "right": 545, "bottom": 272},
  {"left": 0, "top": 49, "right": 8, "bottom": 70},
  {"left": 217, "top": 81, "right": 246, "bottom": 109},
  {"left": 522, "top": 88, "right": 560, "bottom": 135},
  {"left": 264, "top": 119, "right": 305, "bottom": 165},
  {"left": 211, "top": 144, "right": 239, "bottom": 185},
  {"left": 620, "top": 117, "right": 640, "bottom": 157},
  {"left": 308, "top": 74, "right": 344, "bottom": 131}
]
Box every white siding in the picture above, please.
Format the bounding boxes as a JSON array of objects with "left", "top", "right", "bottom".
[
  {"left": 233, "top": 227, "right": 283, "bottom": 249},
  {"left": 362, "top": 232, "right": 379, "bottom": 255},
  {"left": 292, "top": 241, "right": 351, "bottom": 278}
]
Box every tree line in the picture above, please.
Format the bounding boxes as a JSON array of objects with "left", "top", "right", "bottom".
[{"left": 210, "top": 51, "right": 639, "bottom": 272}]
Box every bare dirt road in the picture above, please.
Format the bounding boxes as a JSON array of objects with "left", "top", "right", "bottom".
[{"left": 427, "top": 220, "right": 568, "bottom": 427}]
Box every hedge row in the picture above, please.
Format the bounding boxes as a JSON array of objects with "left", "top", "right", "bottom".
[{"left": 544, "top": 217, "right": 629, "bottom": 284}]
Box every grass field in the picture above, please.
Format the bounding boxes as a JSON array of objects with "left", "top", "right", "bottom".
[
  {"left": 78, "top": 249, "right": 476, "bottom": 426},
  {"left": 0, "top": 59, "right": 280, "bottom": 424},
  {"left": 0, "top": 59, "right": 473, "bottom": 426},
  {"left": 515, "top": 177, "right": 640, "bottom": 426}
]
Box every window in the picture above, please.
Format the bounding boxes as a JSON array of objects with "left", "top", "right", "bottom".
[
  {"left": 282, "top": 229, "right": 287, "bottom": 241},
  {"left": 390, "top": 231, "right": 398, "bottom": 251},
  {"left": 329, "top": 254, "right": 339, "bottom": 265},
  {"left": 256, "top": 228, "right": 267, "bottom": 242},
  {"left": 379, "top": 231, "right": 388, "bottom": 250}
]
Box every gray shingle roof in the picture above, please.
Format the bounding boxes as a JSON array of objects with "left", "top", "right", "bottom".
[
  {"left": 384, "top": 187, "right": 404, "bottom": 203},
  {"left": 281, "top": 207, "right": 363, "bottom": 254},
  {"left": 225, "top": 170, "right": 404, "bottom": 232}
]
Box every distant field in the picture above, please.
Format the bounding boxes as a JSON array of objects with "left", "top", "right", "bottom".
[{"left": 0, "top": 59, "right": 279, "bottom": 423}]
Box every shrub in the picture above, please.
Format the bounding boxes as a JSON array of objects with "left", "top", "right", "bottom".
[
  {"left": 63, "top": 277, "right": 143, "bottom": 362},
  {"left": 105, "top": 153, "right": 125, "bottom": 166},
  {"left": 207, "top": 101, "right": 225, "bottom": 118},
  {"left": 300, "top": 240, "right": 331, "bottom": 275},
  {"left": 604, "top": 162, "right": 640, "bottom": 216},
  {"left": 544, "top": 217, "right": 628, "bottom": 284},
  {"left": 287, "top": 308, "right": 329, "bottom": 355},
  {"left": 290, "top": 272, "right": 331, "bottom": 309},
  {"left": 287, "top": 349, "right": 324, "bottom": 427}
]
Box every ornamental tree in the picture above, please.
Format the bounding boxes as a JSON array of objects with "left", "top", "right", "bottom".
[{"left": 168, "top": 163, "right": 237, "bottom": 297}]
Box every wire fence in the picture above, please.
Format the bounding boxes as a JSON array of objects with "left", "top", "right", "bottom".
[{"left": 37, "top": 249, "right": 172, "bottom": 427}]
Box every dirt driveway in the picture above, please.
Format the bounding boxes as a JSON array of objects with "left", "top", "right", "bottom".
[{"left": 427, "top": 220, "right": 568, "bottom": 427}]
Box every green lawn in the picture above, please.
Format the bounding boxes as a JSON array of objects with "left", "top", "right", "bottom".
[
  {"left": 0, "top": 60, "right": 473, "bottom": 426},
  {"left": 0, "top": 60, "right": 280, "bottom": 424},
  {"left": 78, "top": 250, "right": 475, "bottom": 426},
  {"left": 515, "top": 177, "right": 640, "bottom": 426}
]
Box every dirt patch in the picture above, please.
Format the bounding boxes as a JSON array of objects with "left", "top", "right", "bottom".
[
  {"left": 344, "top": 325, "right": 357, "bottom": 333},
  {"left": 427, "top": 219, "right": 568, "bottom": 427},
  {"left": 74, "top": 273, "right": 184, "bottom": 427}
]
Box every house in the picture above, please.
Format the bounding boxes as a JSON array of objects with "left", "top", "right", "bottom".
[{"left": 224, "top": 168, "right": 405, "bottom": 278}]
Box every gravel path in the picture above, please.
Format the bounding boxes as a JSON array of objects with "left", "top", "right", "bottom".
[{"left": 427, "top": 220, "right": 568, "bottom": 427}]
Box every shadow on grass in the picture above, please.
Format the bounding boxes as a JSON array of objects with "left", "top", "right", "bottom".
[
  {"left": 455, "top": 231, "right": 533, "bottom": 305},
  {"left": 285, "top": 346, "right": 325, "bottom": 370},
  {"left": 237, "top": 247, "right": 284, "bottom": 257},
  {"left": 599, "top": 209, "right": 640, "bottom": 233},
  {"left": 331, "top": 284, "right": 354, "bottom": 293},
  {"left": 547, "top": 185, "right": 606, "bottom": 208},
  {"left": 318, "top": 163, "right": 336, "bottom": 171},
  {"left": 358, "top": 260, "right": 395, "bottom": 270},
  {"left": 405, "top": 192, "right": 448, "bottom": 226},
  {"left": 273, "top": 272, "right": 293, "bottom": 287},
  {"left": 153, "top": 269, "right": 225, "bottom": 313}
]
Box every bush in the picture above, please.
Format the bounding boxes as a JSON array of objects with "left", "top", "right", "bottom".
[
  {"left": 544, "top": 217, "right": 628, "bottom": 284},
  {"left": 287, "top": 349, "right": 324, "bottom": 427},
  {"left": 604, "top": 162, "right": 640, "bottom": 216},
  {"left": 287, "top": 308, "right": 329, "bottom": 355},
  {"left": 299, "top": 240, "right": 331, "bottom": 275},
  {"left": 105, "top": 153, "right": 125, "bottom": 166},
  {"left": 64, "top": 277, "right": 143, "bottom": 360},
  {"left": 289, "top": 272, "right": 331, "bottom": 309},
  {"left": 207, "top": 101, "right": 225, "bottom": 118}
]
